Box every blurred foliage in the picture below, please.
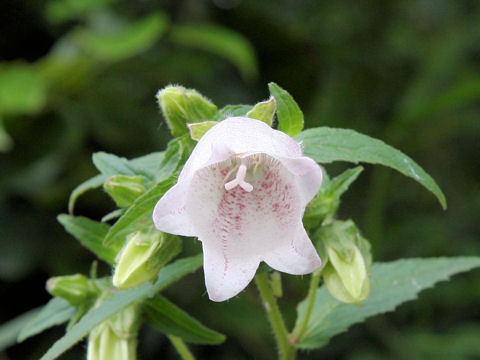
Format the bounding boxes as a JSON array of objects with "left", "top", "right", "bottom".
[{"left": 0, "top": 0, "right": 479, "bottom": 359}]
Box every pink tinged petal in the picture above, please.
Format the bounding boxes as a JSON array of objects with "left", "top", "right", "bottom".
[
  {"left": 263, "top": 225, "right": 321, "bottom": 274},
  {"left": 152, "top": 180, "right": 196, "bottom": 237},
  {"left": 178, "top": 117, "right": 302, "bottom": 181},
  {"left": 202, "top": 241, "right": 260, "bottom": 302},
  {"left": 185, "top": 154, "right": 321, "bottom": 301}
]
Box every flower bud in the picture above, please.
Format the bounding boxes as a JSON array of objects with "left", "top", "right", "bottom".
[
  {"left": 104, "top": 175, "right": 146, "bottom": 208},
  {"left": 113, "top": 227, "right": 181, "bottom": 289},
  {"left": 87, "top": 302, "right": 140, "bottom": 360},
  {"left": 46, "top": 274, "right": 93, "bottom": 306},
  {"left": 317, "top": 220, "right": 371, "bottom": 304},
  {"left": 156, "top": 85, "right": 217, "bottom": 137}
]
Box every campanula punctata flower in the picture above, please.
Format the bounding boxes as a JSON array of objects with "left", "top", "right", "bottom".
[{"left": 153, "top": 117, "right": 322, "bottom": 301}]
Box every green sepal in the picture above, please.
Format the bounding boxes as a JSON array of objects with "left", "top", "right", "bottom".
[
  {"left": 157, "top": 85, "right": 217, "bottom": 137},
  {"left": 246, "top": 96, "right": 276, "bottom": 126},
  {"left": 104, "top": 175, "right": 147, "bottom": 208},
  {"left": 187, "top": 120, "right": 218, "bottom": 141}
]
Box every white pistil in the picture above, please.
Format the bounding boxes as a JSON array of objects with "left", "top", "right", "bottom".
[{"left": 224, "top": 163, "right": 253, "bottom": 192}]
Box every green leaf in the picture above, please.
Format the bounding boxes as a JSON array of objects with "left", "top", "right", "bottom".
[
  {"left": 18, "top": 298, "right": 75, "bottom": 343},
  {"left": 144, "top": 295, "right": 225, "bottom": 344},
  {"left": 296, "top": 127, "right": 447, "bottom": 209},
  {"left": 156, "top": 136, "right": 194, "bottom": 182},
  {"left": 129, "top": 152, "right": 165, "bottom": 178},
  {"left": 39, "top": 255, "right": 202, "bottom": 360},
  {"left": 69, "top": 152, "right": 166, "bottom": 213},
  {"left": 57, "top": 214, "right": 119, "bottom": 264},
  {"left": 170, "top": 24, "right": 258, "bottom": 81},
  {"left": 45, "top": 0, "right": 114, "bottom": 24},
  {"left": 92, "top": 152, "right": 138, "bottom": 177},
  {"left": 103, "top": 178, "right": 175, "bottom": 247},
  {"left": 268, "top": 82, "right": 304, "bottom": 136},
  {"left": 0, "top": 308, "right": 41, "bottom": 350},
  {"left": 0, "top": 63, "right": 47, "bottom": 116},
  {"left": 213, "top": 104, "right": 252, "bottom": 121},
  {"left": 294, "top": 257, "right": 480, "bottom": 349},
  {"left": 304, "top": 166, "right": 364, "bottom": 227},
  {"left": 73, "top": 13, "right": 169, "bottom": 62},
  {"left": 68, "top": 174, "right": 107, "bottom": 214}
]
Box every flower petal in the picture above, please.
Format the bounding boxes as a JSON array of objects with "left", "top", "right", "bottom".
[
  {"left": 263, "top": 225, "right": 321, "bottom": 274},
  {"left": 202, "top": 241, "right": 260, "bottom": 301},
  {"left": 179, "top": 117, "right": 302, "bottom": 180},
  {"left": 152, "top": 180, "right": 196, "bottom": 237},
  {"left": 279, "top": 156, "right": 323, "bottom": 206}
]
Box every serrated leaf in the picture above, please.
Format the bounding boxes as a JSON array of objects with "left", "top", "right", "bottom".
[
  {"left": 0, "top": 307, "right": 41, "bottom": 350},
  {"left": 268, "top": 82, "right": 304, "bottom": 136},
  {"left": 68, "top": 174, "right": 107, "bottom": 214},
  {"left": 72, "top": 13, "right": 168, "bottom": 62},
  {"left": 296, "top": 127, "right": 447, "bottom": 209},
  {"left": 39, "top": 255, "right": 202, "bottom": 360},
  {"left": 57, "top": 214, "right": 119, "bottom": 264},
  {"left": 103, "top": 178, "right": 175, "bottom": 247},
  {"left": 144, "top": 295, "right": 225, "bottom": 344},
  {"left": 213, "top": 104, "right": 252, "bottom": 121},
  {"left": 170, "top": 24, "right": 258, "bottom": 81},
  {"left": 294, "top": 257, "right": 480, "bottom": 349},
  {"left": 17, "top": 298, "right": 75, "bottom": 343}
]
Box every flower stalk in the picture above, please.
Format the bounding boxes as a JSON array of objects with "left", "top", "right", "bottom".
[{"left": 255, "top": 272, "right": 296, "bottom": 360}]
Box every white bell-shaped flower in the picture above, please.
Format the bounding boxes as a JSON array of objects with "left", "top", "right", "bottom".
[{"left": 153, "top": 117, "right": 323, "bottom": 301}]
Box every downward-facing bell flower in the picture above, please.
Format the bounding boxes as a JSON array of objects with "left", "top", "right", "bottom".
[{"left": 153, "top": 117, "right": 323, "bottom": 301}]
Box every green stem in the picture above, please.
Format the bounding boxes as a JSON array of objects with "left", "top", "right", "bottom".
[
  {"left": 291, "top": 269, "right": 322, "bottom": 344},
  {"left": 255, "top": 272, "right": 296, "bottom": 360},
  {"left": 168, "top": 335, "right": 195, "bottom": 360}
]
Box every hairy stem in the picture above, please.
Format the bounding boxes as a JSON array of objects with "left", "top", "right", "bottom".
[
  {"left": 290, "top": 269, "right": 322, "bottom": 344},
  {"left": 255, "top": 272, "right": 296, "bottom": 360}
]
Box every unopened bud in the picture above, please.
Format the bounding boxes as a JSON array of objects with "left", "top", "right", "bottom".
[
  {"left": 317, "top": 220, "right": 371, "bottom": 304},
  {"left": 87, "top": 302, "right": 140, "bottom": 360},
  {"left": 104, "top": 175, "right": 146, "bottom": 208},
  {"left": 113, "top": 228, "right": 181, "bottom": 289},
  {"left": 156, "top": 85, "right": 217, "bottom": 137},
  {"left": 46, "top": 274, "right": 93, "bottom": 306}
]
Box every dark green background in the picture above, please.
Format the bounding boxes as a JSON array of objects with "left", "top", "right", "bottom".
[{"left": 1, "top": 0, "right": 479, "bottom": 359}]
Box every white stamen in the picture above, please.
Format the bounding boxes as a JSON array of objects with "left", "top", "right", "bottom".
[{"left": 224, "top": 164, "right": 253, "bottom": 192}]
